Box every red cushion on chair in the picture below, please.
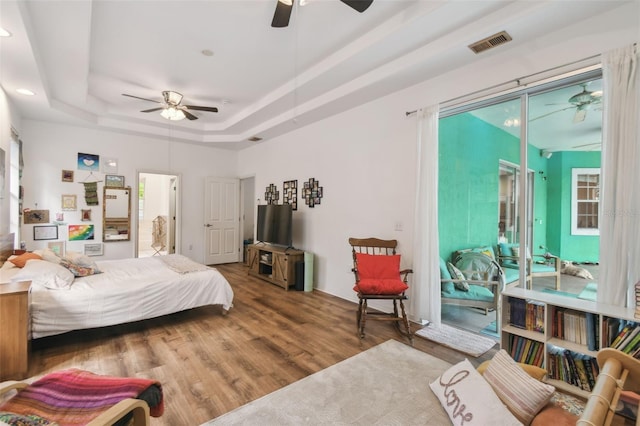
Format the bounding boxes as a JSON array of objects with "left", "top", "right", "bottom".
[
  {"left": 354, "top": 278, "right": 408, "bottom": 295},
  {"left": 355, "top": 253, "right": 401, "bottom": 280}
]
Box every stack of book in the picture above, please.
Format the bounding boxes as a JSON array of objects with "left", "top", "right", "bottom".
[
  {"left": 551, "top": 308, "right": 598, "bottom": 350},
  {"left": 547, "top": 344, "right": 598, "bottom": 392},
  {"left": 508, "top": 335, "right": 544, "bottom": 367},
  {"left": 610, "top": 322, "right": 640, "bottom": 357},
  {"left": 508, "top": 298, "right": 545, "bottom": 333}
]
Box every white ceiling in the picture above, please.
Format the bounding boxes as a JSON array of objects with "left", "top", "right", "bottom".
[{"left": 0, "top": 0, "right": 634, "bottom": 150}]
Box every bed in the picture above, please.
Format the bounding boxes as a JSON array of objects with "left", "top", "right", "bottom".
[{"left": 0, "top": 237, "right": 234, "bottom": 339}]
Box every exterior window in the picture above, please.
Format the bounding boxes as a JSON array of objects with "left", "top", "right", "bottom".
[{"left": 571, "top": 168, "right": 600, "bottom": 235}]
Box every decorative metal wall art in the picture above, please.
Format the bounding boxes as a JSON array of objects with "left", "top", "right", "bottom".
[
  {"left": 265, "top": 183, "right": 279, "bottom": 204},
  {"left": 283, "top": 180, "right": 298, "bottom": 210},
  {"left": 302, "top": 178, "right": 323, "bottom": 208}
]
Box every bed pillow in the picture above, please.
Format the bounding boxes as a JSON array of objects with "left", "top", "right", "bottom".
[
  {"left": 9, "top": 252, "right": 42, "bottom": 268},
  {"left": 11, "top": 259, "right": 74, "bottom": 290},
  {"left": 64, "top": 251, "right": 100, "bottom": 270},
  {"left": 430, "top": 358, "right": 521, "bottom": 426},
  {"left": 483, "top": 349, "right": 555, "bottom": 425},
  {"left": 40, "top": 247, "right": 63, "bottom": 264}
]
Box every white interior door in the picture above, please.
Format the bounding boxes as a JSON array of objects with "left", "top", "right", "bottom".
[{"left": 204, "top": 177, "right": 239, "bottom": 265}]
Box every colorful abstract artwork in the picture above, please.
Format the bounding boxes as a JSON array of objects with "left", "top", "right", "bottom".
[{"left": 68, "top": 224, "right": 95, "bottom": 241}]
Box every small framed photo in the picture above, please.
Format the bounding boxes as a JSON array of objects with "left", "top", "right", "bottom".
[
  {"left": 84, "top": 243, "right": 103, "bottom": 256},
  {"left": 24, "top": 209, "right": 50, "bottom": 224},
  {"left": 47, "top": 241, "right": 65, "bottom": 257},
  {"left": 61, "top": 170, "right": 74, "bottom": 182},
  {"left": 101, "top": 157, "right": 118, "bottom": 174},
  {"left": 81, "top": 209, "right": 92, "bottom": 221},
  {"left": 105, "top": 175, "right": 125, "bottom": 188},
  {"left": 34, "top": 225, "right": 58, "bottom": 241},
  {"left": 61, "top": 194, "right": 77, "bottom": 211}
]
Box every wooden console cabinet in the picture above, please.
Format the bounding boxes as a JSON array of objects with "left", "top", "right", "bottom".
[
  {"left": 247, "top": 244, "right": 304, "bottom": 290},
  {"left": 0, "top": 280, "right": 30, "bottom": 380}
]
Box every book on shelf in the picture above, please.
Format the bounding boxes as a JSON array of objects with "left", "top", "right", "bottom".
[
  {"left": 546, "top": 344, "right": 597, "bottom": 390},
  {"left": 508, "top": 298, "right": 545, "bottom": 332}
]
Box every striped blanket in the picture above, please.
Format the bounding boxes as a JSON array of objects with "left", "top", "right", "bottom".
[{"left": 0, "top": 369, "right": 163, "bottom": 425}]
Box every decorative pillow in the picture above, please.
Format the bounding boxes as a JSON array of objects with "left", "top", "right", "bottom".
[
  {"left": 9, "top": 252, "right": 42, "bottom": 268},
  {"left": 59, "top": 259, "right": 100, "bottom": 277},
  {"left": 477, "top": 360, "right": 547, "bottom": 382},
  {"left": 353, "top": 278, "right": 408, "bottom": 295},
  {"left": 429, "top": 358, "right": 521, "bottom": 426},
  {"left": 11, "top": 259, "right": 74, "bottom": 290},
  {"left": 355, "top": 253, "right": 401, "bottom": 280},
  {"left": 439, "top": 257, "right": 455, "bottom": 294},
  {"left": 484, "top": 349, "right": 555, "bottom": 425},
  {"left": 446, "top": 262, "right": 469, "bottom": 291}
]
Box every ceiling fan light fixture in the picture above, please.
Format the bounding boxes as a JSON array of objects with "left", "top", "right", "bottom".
[{"left": 160, "top": 107, "right": 186, "bottom": 121}]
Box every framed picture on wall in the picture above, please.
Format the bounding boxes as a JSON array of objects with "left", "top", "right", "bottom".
[
  {"left": 84, "top": 243, "right": 103, "bottom": 256},
  {"left": 61, "top": 194, "right": 77, "bottom": 211},
  {"left": 34, "top": 225, "right": 58, "bottom": 241},
  {"left": 24, "top": 209, "right": 50, "bottom": 224},
  {"left": 105, "top": 175, "right": 125, "bottom": 188},
  {"left": 47, "top": 241, "right": 65, "bottom": 257},
  {"left": 61, "top": 170, "right": 74, "bottom": 182}
]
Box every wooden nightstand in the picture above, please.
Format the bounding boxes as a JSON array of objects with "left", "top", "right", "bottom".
[{"left": 0, "top": 280, "right": 30, "bottom": 380}]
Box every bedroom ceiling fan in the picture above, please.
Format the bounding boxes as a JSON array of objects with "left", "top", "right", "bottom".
[
  {"left": 531, "top": 83, "right": 602, "bottom": 123},
  {"left": 271, "top": 0, "right": 373, "bottom": 28},
  {"left": 122, "top": 91, "right": 218, "bottom": 121}
]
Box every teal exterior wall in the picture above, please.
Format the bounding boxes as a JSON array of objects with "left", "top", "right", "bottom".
[
  {"left": 439, "top": 112, "right": 600, "bottom": 263},
  {"left": 438, "top": 113, "right": 518, "bottom": 260},
  {"left": 546, "top": 151, "right": 601, "bottom": 262}
]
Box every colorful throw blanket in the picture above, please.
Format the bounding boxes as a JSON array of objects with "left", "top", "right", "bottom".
[{"left": 0, "top": 369, "right": 163, "bottom": 426}]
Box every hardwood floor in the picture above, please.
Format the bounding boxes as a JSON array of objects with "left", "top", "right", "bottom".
[{"left": 25, "top": 263, "right": 497, "bottom": 425}]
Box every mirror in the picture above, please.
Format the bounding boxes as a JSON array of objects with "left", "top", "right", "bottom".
[{"left": 103, "top": 187, "right": 131, "bottom": 241}]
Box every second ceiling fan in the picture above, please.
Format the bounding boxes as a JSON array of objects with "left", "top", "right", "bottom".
[{"left": 272, "top": 0, "right": 374, "bottom": 28}]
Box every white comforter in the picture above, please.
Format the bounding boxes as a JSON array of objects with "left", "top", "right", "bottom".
[{"left": 28, "top": 256, "right": 234, "bottom": 339}]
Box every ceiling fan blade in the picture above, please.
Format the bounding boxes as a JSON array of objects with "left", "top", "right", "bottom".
[
  {"left": 182, "top": 109, "right": 198, "bottom": 120},
  {"left": 530, "top": 106, "right": 575, "bottom": 122},
  {"left": 271, "top": 0, "right": 293, "bottom": 28},
  {"left": 573, "top": 108, "right": 587, "bottom": 123},
  {"left": 140, "top": 107, "right": 164, "bottom": 113},
  {"left": 340, "top": 0, "right": 373, "bottom": 13},
  {"left": 184, "top": 105, "right": 218, "bottom": 113},
  {"left": 122, "top": 93, "right": 162, "bottom": 103}
]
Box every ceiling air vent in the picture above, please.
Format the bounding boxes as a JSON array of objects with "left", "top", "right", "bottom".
[
  {"left": 248, "top": 136, "right": 262, "bottom": 142},
  {"left": 468, "top": 31, "right": 512, "bottom": 54}
]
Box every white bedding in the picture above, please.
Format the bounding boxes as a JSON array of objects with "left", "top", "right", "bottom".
[{"left": 4, "top": 255, "right": 234, "bottom": 339}]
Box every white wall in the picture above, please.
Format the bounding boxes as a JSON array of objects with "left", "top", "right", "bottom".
[
  {"left": 239, "top": 3, "right": 639, "bottom": 314},
  {"left": 20, "top": 120, "right": 237, "bottom": 261},
  {"left": 0, "top": 87, "right": 22, "bottom": 240}
]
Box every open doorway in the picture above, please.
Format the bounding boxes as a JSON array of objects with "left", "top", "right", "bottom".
[{"left": 137, "top": 172, "right": 179, "bottom": 258}]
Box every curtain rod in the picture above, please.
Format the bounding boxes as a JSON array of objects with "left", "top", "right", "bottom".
[{"left": 405, "top": 52, "right": 602, "bottom": 116}]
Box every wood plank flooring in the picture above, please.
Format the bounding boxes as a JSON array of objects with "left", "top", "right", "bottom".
[{"left": 24, "top": 263, "right": 497, "bottom": 425}]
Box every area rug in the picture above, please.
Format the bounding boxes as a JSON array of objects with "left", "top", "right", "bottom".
[
  {"left": 480, "top": 321, "right": 500, "bottom": 339},
  {"left": 203, "top": 340, "right": 452, "bottom": 425},
  {"left": 578, "top": 282, "right": 597, "bottom": 301},
  {"left": 415, "top": 323, "right": 496, "bottom": 357}
]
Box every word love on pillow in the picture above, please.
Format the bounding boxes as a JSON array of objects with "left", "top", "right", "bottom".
[{"left": 430, "top": 359, "right": 521, "bottom": 425}]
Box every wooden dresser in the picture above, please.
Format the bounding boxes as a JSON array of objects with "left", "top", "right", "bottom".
[{"left": 0, "top": 281, "right": 31, "bottom": 380}]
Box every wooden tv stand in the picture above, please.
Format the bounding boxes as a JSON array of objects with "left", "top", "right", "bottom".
[{"left": 246, "top": 244, "right": 304, "bottom": 290}]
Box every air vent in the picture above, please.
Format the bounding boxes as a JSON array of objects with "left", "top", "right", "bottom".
[
  {"left": 468, "top": 31, "right": 512, "bottom": 54},
  {"left": 248, "top": 136, "right": 262, "bottom": 142}
]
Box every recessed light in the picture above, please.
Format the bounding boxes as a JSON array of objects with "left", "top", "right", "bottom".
[
  {"left": 16, "top": 88, "right": 35, "bottom": 96},
  {"left": 201, "top": 49, "right": 214, "bottom": 57},
  {"left": 0, "top": 27, "right": 11, "bottom": 37}
]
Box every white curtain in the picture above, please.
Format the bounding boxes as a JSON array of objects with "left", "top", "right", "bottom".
[
  {"left": 411, "top": 105, "right": 441, "bottom": 327},
  {"left": 599, "top": 44, "right": 640, "bottom": 306}
]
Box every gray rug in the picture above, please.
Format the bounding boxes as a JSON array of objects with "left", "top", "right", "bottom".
[
  {"left": 203, "top": 340, "right": 452, "bottom": 425},
  {"left": 415, "top": 323, "right": 497, "bottom": 357}
]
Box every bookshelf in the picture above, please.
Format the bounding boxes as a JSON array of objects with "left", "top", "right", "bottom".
[{"left": 501, "top": 287, "right": 639, "bottom": 398}]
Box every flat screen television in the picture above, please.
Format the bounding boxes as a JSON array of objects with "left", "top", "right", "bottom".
[{"left": 256, "top": 204, "right": 293, "bottom": 247}]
